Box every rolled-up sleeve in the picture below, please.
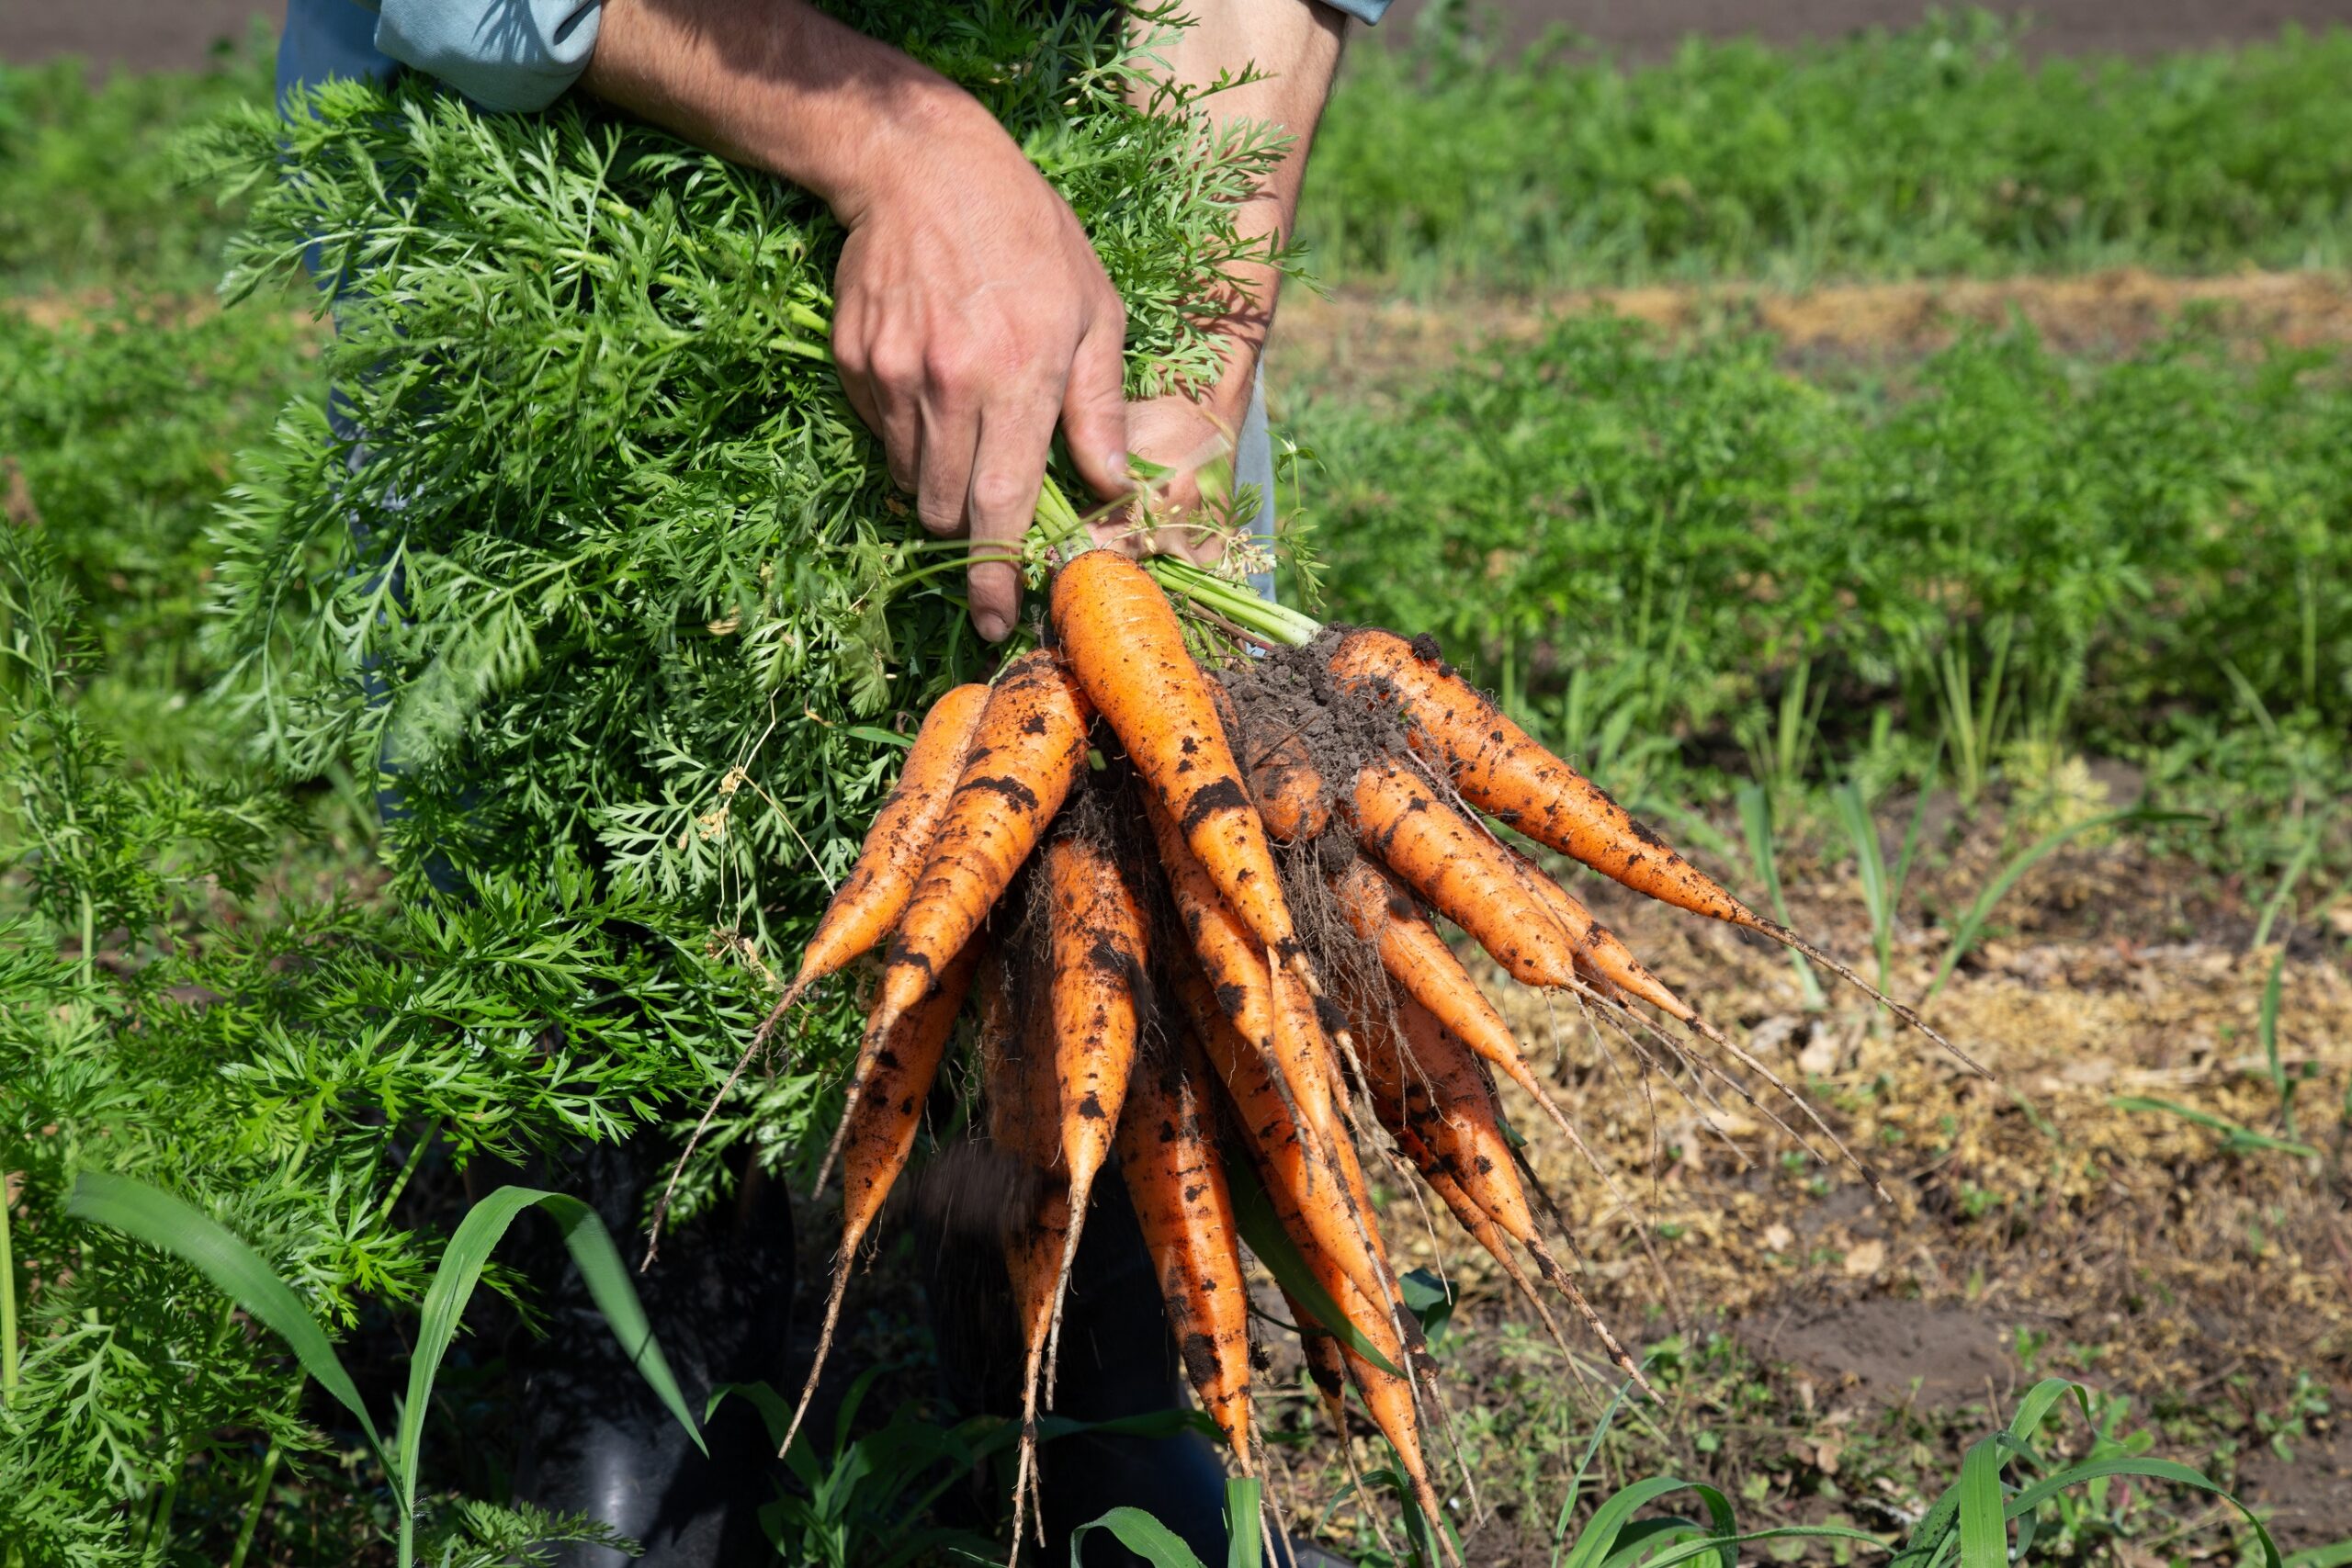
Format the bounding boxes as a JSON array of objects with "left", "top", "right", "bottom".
[
  {"left": 373, "top": 0, "right": 605, "bottom": 113},
  {"left": 1318, "top": 0, "right": 1391, "bottom": 22}
]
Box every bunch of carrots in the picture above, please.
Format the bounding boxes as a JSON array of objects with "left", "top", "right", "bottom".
[{"left": 695, "top": 547, "right": 1951, "bottom": 1557}]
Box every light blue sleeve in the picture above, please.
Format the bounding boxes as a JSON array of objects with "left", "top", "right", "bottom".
[
  {"left": 371, "top": 0, "right": 605, "bottom": 113},
  {"left": 1318, "top": 0, "right": 1392, "bottom": 23}
]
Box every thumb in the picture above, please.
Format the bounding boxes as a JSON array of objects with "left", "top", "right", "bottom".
[{"left": 1060, "top": 310, "right": 1129, "bottom": 502}]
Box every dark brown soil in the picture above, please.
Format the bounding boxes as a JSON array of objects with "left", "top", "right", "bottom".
[
  {"left": 2240, "top": 1425, "right": 2352, "bottom": 1550},
  {"left": 10, "top": 0, "right": 2351, "bottom": 75},
  {"left": 1, "top": 0, "right": 279, "bottom": 73},
  {"left": 1736, "top": 1298, "right": 2015, "bottom": 1407}
]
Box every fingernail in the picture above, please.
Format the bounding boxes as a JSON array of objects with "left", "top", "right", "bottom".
[
  {"left": 975, "top": 611, "right": 1009, "bottom": 643},
  {"left": 1108, "top": 450, "right": 1129, "bottom": 480}
]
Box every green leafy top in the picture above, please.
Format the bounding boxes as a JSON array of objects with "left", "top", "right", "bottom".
[{"left": 196, "top": 0, "right": 1294, "bottom": 949}]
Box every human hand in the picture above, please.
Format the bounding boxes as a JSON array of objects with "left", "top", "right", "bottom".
[
  {"left": 1107, "top": 355, "right": 1262, "bottom": 569},
  {"left": 827, "top": 94, "right": 1130, "bottom": 642}
]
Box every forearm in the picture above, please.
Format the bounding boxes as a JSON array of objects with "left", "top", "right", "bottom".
[
  {"left": 578, "top": 0, "right": 996, "bottom": 223},
  {"left": 1138, "top": 0, "right": 1347, "bottom": 374}
]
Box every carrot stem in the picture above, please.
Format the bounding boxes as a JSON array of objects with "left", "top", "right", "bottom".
[
  {"left": 1030, "top": 475, "right": 1321, "bottom": 648},
  {"left": 777, "top": 308, "right": 1324, "bottom": 649}
]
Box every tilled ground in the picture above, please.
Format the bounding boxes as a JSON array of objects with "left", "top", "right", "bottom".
[
  {"left": 1252, "top": 821, "right": 2352, "bottom": 1559},
  {"left": 1273, "top": 268, "right": 2352, "bottom": 407}
]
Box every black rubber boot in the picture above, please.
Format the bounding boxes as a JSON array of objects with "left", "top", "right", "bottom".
[
  {"left": 510, "top": 1141, "right": 796, "bottom": 1566},
  {"left": 920, "top": 1152, "right": 1230, "bottom": 1567}
]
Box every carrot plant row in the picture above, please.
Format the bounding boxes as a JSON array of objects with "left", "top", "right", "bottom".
[{"left": 727, "top": 547, "right": 1955, "bottom": 1551}]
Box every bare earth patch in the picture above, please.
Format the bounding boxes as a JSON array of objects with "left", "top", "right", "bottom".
[
  {"left": 1262, "top": 824, "right": 2352, "bottom": 1558},
  {"left": 1275, "top": 267, "right": 2352, "bottom": 399}
]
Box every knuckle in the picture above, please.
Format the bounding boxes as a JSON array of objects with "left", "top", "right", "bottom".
[
  {"left": 922, "top": 340, "right": 977, "bottom": 392},
  {"left": 868, "top": 339, "right": 922, "bottom": 392},
  {"left": 970, "top": 469, "right": 1032, "bottom": 520}
]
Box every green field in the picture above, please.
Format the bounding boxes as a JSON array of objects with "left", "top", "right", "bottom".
[{"left": 2, "top": 13, "right": 2347, "bottom": 1565}]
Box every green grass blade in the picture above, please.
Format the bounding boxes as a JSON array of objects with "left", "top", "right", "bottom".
[
  {"left": 2004, "top": 1376, "right": 2091, "bottom": 1449},
  {"left": 1069, "top": 1507, "right": 1208, "bottom": 1568},
  {"left": 1953, "top": 1436, "right": 2008, "bottom": 1568},
  {"left": 2005, "top": 1458, "right": 2281, "bottom": 1568},
  {"left": 402, "top": 1185, "right": 705, "bottom": 1520},
  {"left": 2252, "top": 829, "right": 2320, "bottom": 950},
  {"left": 1561, "top": 1477, "right": 1731, "bottom": 1568},
  {"left": 1736, "top": 782, "right": 1825, "bottom": 1010},
  {"left": 2107, "top": 1097, "right": 2321, "bottom": 1159},
  {"left": 1226, "top": 1478, "right": 1264, "bottom": 1568},
  {"left": 2284, "top": 1540, "right": 2352, "bottom": 1568},
  {"left": 2259, "top": 946, "right": 2292, "bottom": 1134},
  {"left": 1222, "top": 1152, "right": 1404, "bottom": 1379},
  {"left": 1924, "top": 809, "right": 2204, "bottom": 1004},
  {"left": 65, "top": 1169, "right": 383, "bottom": 1456},
  {"left": 1832, "top": 781, "right": 1893, "bottom": 991},
  {"left": 1640, "top": 1526, "right": 1891, "bottom": 1568},
  {"left": 1550, "top": 1371, "right": 1653, "bottom": 1565}
]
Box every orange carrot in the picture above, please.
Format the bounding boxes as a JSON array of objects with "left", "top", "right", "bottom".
[
  {"left": 1148, "top": 795, "right": 1338, "bottom": 1145},
  {"left": 1395, "top": 1121, "right": 1568, "bottom": 1353},
  {"left": 1284, "top": 1288, "right": 1405, "bottom": 1562},
  {"left": 1329, "top": 850, "right": 1556, "bottom": 1095},
  {"left": 1266, "top": 1157, "right": 1456, "bottom": 1565},
  {"left": 1344, "top": 754, "right": 1595, "bottom": 991},
  {"left": 1363, "top": 987, "right": 1653, "bottom": 1392},
  {"left": 1170, "top": 959, "right": 1392, "bottom": 1317},
  {"left": 786, "top": 682, "right": 990, "bottom": 1003},
  {"left": 1115, "top": 1034, "right": 1254, "bottom": 1467},
  {"left": 865, "top": 649, "right": 1092, "bottom": 1046},
  {"left": 1050, "top": 550, "right": 1297, "bottom": 961},
  {"left": 1246, "top": 719, "right": 1332, "bottom": 844},
  {"left": 778, "top": 938, "right": 979, "bottom": 1460},
  {"left": 1003, "top": 1178, "right": 1070, "bottom": 1551},
  {"left": 1046, "top": 834, "right": 1146, "bottom": 1197},
  {"left": 1331, "top": 629, "right": 1755, "bottom": 923},
  {"left": 993, "top": 950, "right": 1069, "bottom": 1555},
  {"left": 649, "top": 683, "right": 991, "bottom": 1264},
  {"left": 1332, "top": 628, "right": 1963, "bottom": 1055}
]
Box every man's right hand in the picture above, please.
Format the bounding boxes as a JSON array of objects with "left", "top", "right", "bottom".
[
  {"left": 583, "top": 0, "right": 1130, "bottom": 641},
  {"left": 824, "top": 94, "right": 1129, "bottom": 642}
]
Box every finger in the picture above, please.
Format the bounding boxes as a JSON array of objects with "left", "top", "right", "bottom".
[
  {"left": 965, "top": 391, "right": 1058, "bottom": 643},
  {"left": 1059, "top": 302, "right": 1129, "bottom": 502},
  {"left": 867, "top": 333, "right": 925, "bottom": 497},
  {"left": 914, "top": 388, "right": 979, "bottom": 541},
  {"left": 830, "top": 296, "right": 881, "bottom": 433}
]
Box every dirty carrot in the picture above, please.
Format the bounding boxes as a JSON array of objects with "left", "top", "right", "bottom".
[
  {"left": 1115, "top": 1033, "right": 1253, "bottom": 1467},
  {"left": 1370, "top": 986, "right": 1652, "bottom": 1391},
  {"left": 1246, "top": 717, "right": 1332, "bottom": 844},
  {"left": 1035, "top": 831, "right": 1147, "bottom": 1410},
  {"left": 1171, "top": 958, "right": 1393, "bottom": 1316},
  {"left": 778, "top": 938, "right": 979, "bottom": 1461},
  {"left": 1331, "top": 628, "right": 1756, "bottom": 922},
  {"left": 1268, "top": 1161, "right": 1459, "bottom": 1567},
  {"left": 1148, "top": 795, "right": 1334, "bottom": 1145},
  {"left": 786, "top": 682, "right": 990, "bottom": 1004},
  {"left": 1344, "top": 753, "right": 1596, "bottom": 991},
  {"left": 1051, "top": 550, "right": 1299, "bottom": 962},
  {"left": 865, "top": 649, "right": 1091, "bottom": 1050},
  {"left": 1332, "top": 628, "right": 1965, "bottom": 1054}
]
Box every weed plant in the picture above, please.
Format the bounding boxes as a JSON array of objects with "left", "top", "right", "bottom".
[
  {"left": 0, "top": 299, "right": 317, "bottom": 769},
  {"left": 0, "top": 529, "right": 759, "bottom": 1562},
  {"left": 0, "top": 29, "right": 274, "bottom": 294},
  {"left": 11, "top": 13, "right": 2352, "bottom": 296},
  {"left": 1294, "top": 313, "right": 2352, "bottom": 874},
  {"left": 1306, "top": 8, "right": 2352, "bottom": 292}
]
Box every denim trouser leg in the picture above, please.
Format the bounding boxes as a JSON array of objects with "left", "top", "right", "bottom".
[{"left": 1235, "top": 364, "right": 1278, "bottom": 604}]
